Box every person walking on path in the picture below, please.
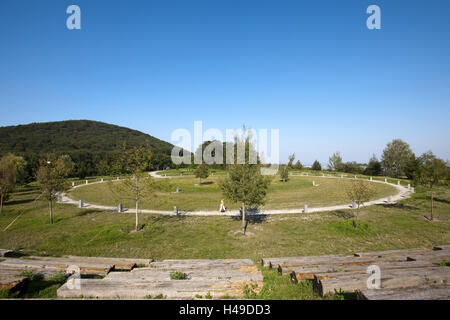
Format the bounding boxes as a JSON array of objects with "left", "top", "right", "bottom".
[{"left": 219, "top": 199, "right": 226, "bottom": 212}]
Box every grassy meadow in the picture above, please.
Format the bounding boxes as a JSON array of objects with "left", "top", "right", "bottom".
[
  {"left": 69, "top": 175, "right": 397, "bottom": 211},
  {"left": 0, "top": 182, "right": 448, "bottom": 261},
  {"left": 0, "top": 174, "right": 448, "bottom": 299}
]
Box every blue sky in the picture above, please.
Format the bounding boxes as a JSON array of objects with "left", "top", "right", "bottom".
[{"left": 0, "top": 0, "right": 449, "bottom": 165}]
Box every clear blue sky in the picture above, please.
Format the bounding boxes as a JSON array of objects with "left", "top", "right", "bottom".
[{"left": 1, "top": 0, "right": 449, "bottom": 165}]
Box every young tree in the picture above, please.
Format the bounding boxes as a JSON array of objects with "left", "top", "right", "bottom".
[
  {"left": 381, "top": 139, "right": 414, "bottom": 178},
  {"left": 194, "top": 163, "right": 209, "bottom": 185},
  {"left": 0, "top": 156, "right": 17, "bottom": 214},
  {"left": 415, "top": 153, "right": 448, "bottom": 221},
  {"left": 345, "top": 179, "right": 373, "bottom": 228},
  {"left": 293, "top": 160, "right": 303, "bottom": 170},
  {"left": 36, "top": 156, "right": 71, "bottom": 224},
  {"left": 287, "top": 154, "right": 295, "bottom": 168},
  {"left": 60, "top": 155, "right": 75, "bottom": 177},
  {"left": 279, "top": 165, "right": 289, "bottom": 182},
  {"left": 219, "top": 132, "right": 271, "bottom": 235},
  {"left": 404, "top": 153, "right": 421, "bottom": 180},
  {"left": 311, "top": 160, "right": 322, "bottom": 171},
  {"left": 96, "top": 159, "right": 110, "bottom": 176},
  {"left": 5, "top": 154, "right": 28, "bottom": 185},
  {"left": 109, "top": 146, "right": 167, "bottom": 231},
  {"left": 328, "top": 152, "right": 343, "bottom": 171}
]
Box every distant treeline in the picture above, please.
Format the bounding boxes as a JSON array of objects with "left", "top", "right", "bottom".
[{"left": 13, "top": 150, "right": 173, "bottom": 181}]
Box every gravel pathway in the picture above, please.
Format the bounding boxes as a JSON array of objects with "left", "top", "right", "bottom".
[{"left": 60, "top": 172, "right": 413, "bottom": 216}]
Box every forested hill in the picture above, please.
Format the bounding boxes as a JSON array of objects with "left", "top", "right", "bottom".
[
  {"left": 0, "top": 120, "right": 176, "bottom": 178},
  {"left": 0, "top": 120, "right": 173, "bottom": 155}
]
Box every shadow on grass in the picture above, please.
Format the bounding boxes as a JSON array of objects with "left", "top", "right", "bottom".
[
  {"left": 119, "top": 223, "right": 147, "bottom": 233},
  {"left": 20, "top": 278, "right": 66, "bottom": 298},
  {"left": 5, "top": 198, "right": 36, "bottom": 206},
  {"left": 231, "top": 214, "right": 268, "bottom": 224},
  {"left": 434, "top": 197, "right": 450, "bottom": 205},
  {"left": 329, "top": 210, "right": 355, "bottom": 219},
  {"left": 76, "top": 209, "right": 102, "bottom": 217},
  {"left": 199, "top": 181, "right": 214, "bottom": 186},
  {"left": 376, "top": 203, "right": 419, "bottom": 210}
]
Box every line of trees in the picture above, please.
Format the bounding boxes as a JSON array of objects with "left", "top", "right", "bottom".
[
  {"left": 321, "top": 139, "right": 449, "bottom": 181},
  {"left": 4, "top": 149, "right": 174, "bottom": 183}
]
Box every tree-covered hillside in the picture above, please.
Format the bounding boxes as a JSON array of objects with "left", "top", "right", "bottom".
[
  {"left": 0, "top": 120, "right": 173, "bottom": 155},
  {"left": 0, "top": 120, "right": 176, "bottom": 179}
]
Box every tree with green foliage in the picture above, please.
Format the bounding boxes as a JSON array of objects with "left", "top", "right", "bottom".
[
  {"left": 60, "top": 155, "right": 75, "bottom": 177},
  {"left": 287, "top": 154, "right": 295, "bottom": 168},
  {"left": 364, "top": 155, "right": 382, "bottom": 176},
  {"left": 109, "top": 146, "right": 167, "bottom": 231},
  {"left": 96, "top": 159, "right": 110, "bottom": 176},
  {"left": 345, "top": 179, "right": 373, "bottom": 228},
  {"left": 293, "top": 160, "right": 303, "bottom": 170},
  {"left": 36, "top": 156, "right": 71, "bottom": 224},
  {"left": 328, "top": 152, "right": 343, "bottom": 171},
  {"left": 311, "top": 160, "right": 322, "bottom": 171},
  {"left": 381, "top": 139, "right": 414, "bottom": 178},
  {"left": 414, "top": 153, "right": 448, "bottom": 221},
  {"left": 0, "top": 156, "right": 18, "bottom": 214},
  {"left": 194, "top": 163, "right": 210, "bottom": 185},
  {"left": 279, "top": 165, "right": 289, "bottom": 182},
  {"left": 341, "top": 161, "right": 364, "bottom": 174},
  {"left": 404, "top": 153, "right": 422, "bottom": 180},
  {"left": 219, "top": 132, "right": 271, "bottom": 235}
]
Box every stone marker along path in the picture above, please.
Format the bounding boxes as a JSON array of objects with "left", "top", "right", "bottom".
[
  {"left": 262, "top": 245, "right": 450, "bottom": 300},
  {"left": 60, "top": 171, "right": 412, "bottom": 216}
]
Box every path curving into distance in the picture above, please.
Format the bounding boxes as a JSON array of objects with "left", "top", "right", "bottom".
[{"left": 60, "top": 171, "right": 413, "bottom": 216}]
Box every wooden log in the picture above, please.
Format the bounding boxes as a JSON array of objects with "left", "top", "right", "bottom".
[
  {"left": 358, "top": 284, "right": 450, "bottom": 300},
  {"left": 278, "top": 255, "right": 408, "bottom": 275},
  {"left": 150, "top": 259, "right": 256, "bottom": 272},
  {"left": 261, "top": 254, "right": 347, "bottom": 269},
  {"left": 107, "top": 269, "right": 263, "bottom": 282},
  {"left": 0, "top": 258, "right": 112, "bottom": 275},
  {"left": 156, "top": 259, "right": 255, "bottom": 266},
  {"left": 65, "top": 256, "right": 152, "bottom": 268},
  {"left": 406, "top": 249, "right": 450, "bottom": 262},
  {"left": 0, "top": 265, "right": 66, "bottom": 280},
  {"left": 57, "top": 278, "right": 263, "bottom": 299},
  {"left": 353, "top": 248, "right": 429, "bottom": 258},
  {"left": 316, "top": 267, "right": 450, "bottom": 296},
  {"left": 57, "top": 258, "right": 264, "bottom": 299},
  {"left": 289, "top": 260, "right": 436, "bottom": 283}
]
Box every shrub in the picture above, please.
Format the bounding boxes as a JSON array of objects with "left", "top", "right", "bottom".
[{"left": 170, "top": 271, "right": 187, "bottom": 280}]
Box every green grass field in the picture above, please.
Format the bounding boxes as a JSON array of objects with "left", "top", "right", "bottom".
[
  {"left": 69, "top": 175, "right": 397, "bottom": 211},
  {"left": 0, "top": 178, "right": 449, "bottom": 299}
]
